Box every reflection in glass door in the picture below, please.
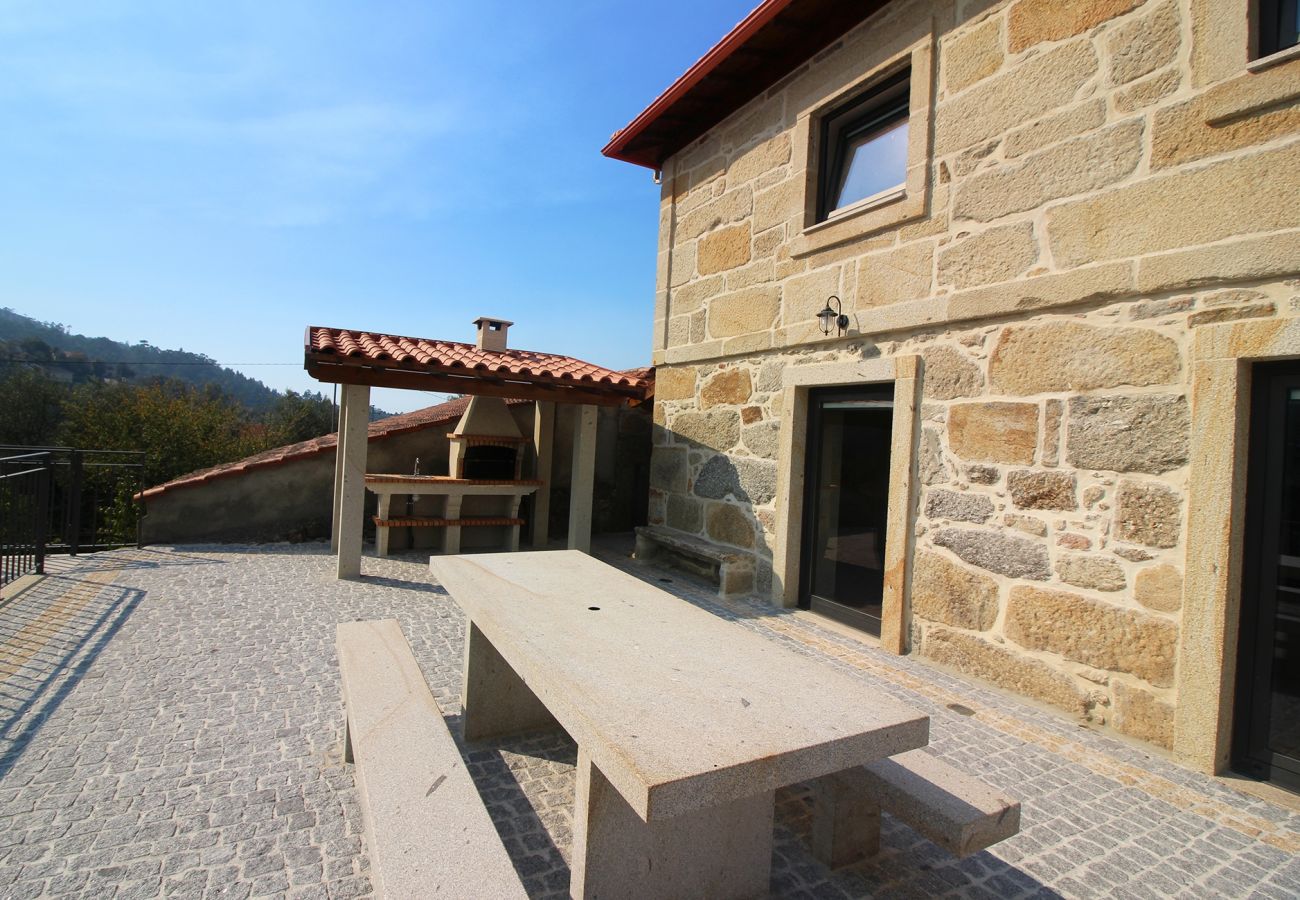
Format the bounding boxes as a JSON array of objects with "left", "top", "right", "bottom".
[
  {"left": 800, "top": 385, "right": 893, "bottom": 635},
  {"left": 1235, "top": 362, "right": 1300, "bottom": 793}
]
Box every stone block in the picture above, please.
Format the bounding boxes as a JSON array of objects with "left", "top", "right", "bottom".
[
  {"left": 1106, "top": 1, "right": 1179, "bottom": 85},
  {"left": 741, "top": 405, "right": 762, "bottom": 425},
  {"left": 655, "top": 367, "right": 697, "bottom": 402},
  {"left": 1043, "top": 399, "right": 1063, "bottom": 467},
  {"left": 922, "top": 346, "right": 984, "bottom": 400},
  {"left": 1187, "top": 303, "right": 1276, "bottom": 328},
  {"left": 1151, "top": 94, "right": 1300, "bottom": 171},
  {"left": 1135, "top": 564, "right": 1183, "bottom": 613},
  {"left": 756, "top": 358, "right": 787, "bottom": 392},
  {"left": 1003, "top": 100, "right": 1106, "bottom": 159},
  {"left": 707, "top": 286, "right": 779, "bottom": 338},
  {"left": 912, "top": 550, "right": 1000, "bottom": 631},
  {"left": 968, "top": 464, "right": 1000, "bottom": 485},
  {"left": 1005, "top": 513, "right": 1047, "bottom": 537},
  {"left": 1005, "top": 586, "right": 1177, "bottom": 687},
  {"left": 1114, "top": 67, "right": 1181, "bottom": 113},
  {"left": 741, "top": 421, "right": 780, "bottom": 460},
  {"left": 667, "top": 495, "right": 703, "bottom": 534},
  {"left": 1007, "top": 470, "right": 1077, "bottom": 510},
  {"left": 705, "top": 502, "right": 754, "bottom": 549},
  {"left": 1111, "top": 681, "right": 1174, "bottom": 749},
  {"left": 1007, "top": 0, "right": 1142, "bottom": 52},
  {"left": 944, "top": 16, "right": 1003, "bottom": 95},
  {"left": 1056, "top": 554, "right": 1126, "bottom": 592},
  {"left": 649, "top": 447, "right": 688, "bottom": 493},
  {"left": 698, "top": 223, "right": 753, "bottom": 275},
  {"left": 1066, "top": 395, "right": 1189, "bottom": 474},
  {"left": 948, "top": 262, "right": 1135, "bottom": 322},
  {"left": 948, "top": 402, "right": 1039, "bottom": 465},
  {"left": 1048, "top": 142, "right": 1300, "bottom": 268},
  {"left": 669, "top": 240, "right": 697, "bottom": 287},
  {"left": 1058, "top": 532, "right": 1091, "bottom": 550},
  {"left": 855, "top": 242, "right": 934, "bottom": 308},
  {"left": 699, "top": 368, "right": 753, "bottom": 408},
  {"left": 1137, "top": 231, "right": 1300, "bottom": 294},
  {"left": 673, "top": 274, "right": 724, "bottom": 313},
  {"left": 671, "top": 409, "right": 740, "bottom": 452},
  {"left": 920, "top": 427, "right": 950, "bottom": 486},
  {"left": 955, "top": 122, "right": 1144, "bottom": 223},
  {"left": 925, "top": 489, "right": 994, "bottom": 524},
  {"left": 752, "top": 177, "right": 800, "bottom": 232},
  {"left": 935, "top": 40, "right": 1098, "bottom": 154},
  {"left": 932, "top": 527, "right": 1051, "bottom": 580},
  {"left": 728, "top": 132, "right": 791, "bottom": 186},
  {"left": 1115, "top": 479, "right": 1182, "bottom": 548},
  {"left": 783, "top": 266, "right": 843, "bottom": 325},
  {"left": 937, "top": 222, "right": 1038, "bottom": 291},
  {"left": 922, "top": 626, "right": 1087, "bottom": 714},
  {"left": 990, "top": 322, "right": 1181, "bottom": 394},
  {"left": 677, "top": 186, "right": 753, "bottom": 242},
  {"left": 694, "top": 455, "right": 777, "bottom": 505}
]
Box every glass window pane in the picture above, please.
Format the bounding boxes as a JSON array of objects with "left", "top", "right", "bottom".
[{"left": 832, "top": 117, "right": 909, "bottom": 213}]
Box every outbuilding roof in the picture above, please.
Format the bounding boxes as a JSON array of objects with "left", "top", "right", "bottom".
[
  {"left": 602, "top": 0, "right": 890, "bottom": 169},
  {"left": 305, "top": 327, "right": 652, "bottom": 407}
]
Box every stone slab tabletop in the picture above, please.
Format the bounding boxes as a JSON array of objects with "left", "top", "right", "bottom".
[{"left": 429, "top": 550, "right": 930, "bottom": 821}]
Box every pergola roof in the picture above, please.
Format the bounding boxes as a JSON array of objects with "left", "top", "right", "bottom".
[
  {"left": 602, "top": 0, "right": 891, "bottom": 170},
  {"left": 304, "top": 326, "right": 652, "bottom": 407}
]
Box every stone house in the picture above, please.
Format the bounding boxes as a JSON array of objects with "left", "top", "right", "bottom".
[{"left": 604, "top": 0, "right": 1300, "bottom": 790}]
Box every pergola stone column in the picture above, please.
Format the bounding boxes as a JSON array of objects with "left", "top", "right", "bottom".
[
  {"left": 568, "top": 405, "right": 598, "bottom": 553},
  {"left": 335, "top": 383, "right": 371, "bottom": 579},
  {"left": 530, "top": 401, "right": 555, "bottom": 549}
]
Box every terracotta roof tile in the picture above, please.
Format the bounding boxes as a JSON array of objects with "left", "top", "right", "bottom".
[{"left": 305, "top": 326, "right": 650, "bottom": 394}]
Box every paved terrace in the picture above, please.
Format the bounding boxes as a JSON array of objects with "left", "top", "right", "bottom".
[{"left": 0, "top": 543, "right": 1297, "bottom": 900}]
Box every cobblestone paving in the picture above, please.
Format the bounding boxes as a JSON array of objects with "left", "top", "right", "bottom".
[{"left": 0, "top": 542, "right": 1297, "bottom": 899}]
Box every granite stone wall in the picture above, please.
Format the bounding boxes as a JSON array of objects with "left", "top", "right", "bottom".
[{"left": 645, "top": 0, "right": 1300, "bottom": 751}]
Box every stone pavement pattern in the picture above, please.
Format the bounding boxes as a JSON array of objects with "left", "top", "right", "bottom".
[{"left": 0, "top": 543, "right": 1295, "bottom": 899}]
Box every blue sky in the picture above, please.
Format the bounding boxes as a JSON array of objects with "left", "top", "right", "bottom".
[{"left": 0, "top": 0, "right": 754, "bottom": 412}]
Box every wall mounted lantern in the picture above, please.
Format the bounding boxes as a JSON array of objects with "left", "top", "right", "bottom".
[{"left": 817, "top": 295, "right": 849, "bottom": 336}]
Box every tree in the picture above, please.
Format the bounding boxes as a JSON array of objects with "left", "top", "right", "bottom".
[
  {"left": 265, "top": 390, "right": 336, "bottom": 445},
  {"left": 0, "top": 369, "right": 68, "bottom": 446}
]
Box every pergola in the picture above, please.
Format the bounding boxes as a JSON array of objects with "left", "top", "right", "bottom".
[{"left": 304, "top": 320, "right": 652, "bottom": 579}]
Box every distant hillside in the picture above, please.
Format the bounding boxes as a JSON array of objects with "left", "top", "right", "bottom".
[{"left": 0, "top": 307, "right": 289, "bottom": 410}]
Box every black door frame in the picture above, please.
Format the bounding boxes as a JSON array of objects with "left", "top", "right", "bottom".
[
  {"left": 799, "top": 383, "right": 894, "bottom": 635},
  {"left": 1233, "top": 360, "right": 1300, "bottom": 793}
]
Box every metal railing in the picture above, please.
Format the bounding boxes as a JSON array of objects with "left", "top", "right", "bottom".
[
  {"left": 0, "top": 447, "right": 146, "bottom": 592},
  {"left": 1, "top": 452, "right": 51, "bottom": 590}
]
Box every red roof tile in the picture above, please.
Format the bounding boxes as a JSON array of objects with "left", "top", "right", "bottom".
[{"left": 305, "top": 327, "right": 650, "bottom": 401}]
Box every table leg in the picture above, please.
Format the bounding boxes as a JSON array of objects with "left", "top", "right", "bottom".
[
  {"left": 570, "top": 748, "right": 774, "bottom": 900},
  {"left": 809, "top": 768, "right": 881, "bottom": 868},
  {"left": 460, "top": 619, "right": 557, "bottom": 742}
]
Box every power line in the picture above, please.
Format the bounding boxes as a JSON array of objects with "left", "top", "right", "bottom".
[{"left": 0, "top": 358, "right": 300, "bottom": 366}]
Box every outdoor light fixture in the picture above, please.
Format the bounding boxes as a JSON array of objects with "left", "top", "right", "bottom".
[{"left": 817, "top": 295, "right": 849, "bottom": 336}]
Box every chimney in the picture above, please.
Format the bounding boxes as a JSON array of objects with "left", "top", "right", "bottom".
[{"left": 473, "top": 316, "right": 513, "bottom": 352}]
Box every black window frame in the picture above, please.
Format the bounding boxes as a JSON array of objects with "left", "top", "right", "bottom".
[
  {"left": 1257, "top": 0, "right": 1300, "bottom": 58},
  {"left": 816, "top": 66, "right": 912, "bottom": 224}
]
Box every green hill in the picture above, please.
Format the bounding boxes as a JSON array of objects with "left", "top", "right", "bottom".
[{"left": 0, "top": 307, "right": 284, "bottom": 410}]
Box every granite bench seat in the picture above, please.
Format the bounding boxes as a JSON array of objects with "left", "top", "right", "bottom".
[
  {"left": 336, "top": 619, "right": 526, "bottom": 899},
  {"left": 633, "top": 524, "right": 752, "bottom": 597},
  {"left": 810, "top": 748, "right": 1021, "bottom": 868}
]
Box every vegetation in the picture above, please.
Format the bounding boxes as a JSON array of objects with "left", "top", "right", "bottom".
[
  {"left": 0, "top": 372, "right": 338, "bottom": 487},
  {"left": 0, "top": 307, "right": 401, "bottom": 488}
]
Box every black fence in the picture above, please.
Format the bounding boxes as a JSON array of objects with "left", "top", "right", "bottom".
[
  {"left": 0, "top": 447, "right": 146, "bottom": 593},
  {"left": 0, "top": 452, "right": 51, "bottom": 589}
]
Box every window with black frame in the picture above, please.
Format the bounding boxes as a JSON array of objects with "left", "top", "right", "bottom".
[
  {"left": 816, "top": 67, "right": 911, "bottom": 223},
  {"left": 1258, "top": 0, "right": 1300, "bottom": 58}
]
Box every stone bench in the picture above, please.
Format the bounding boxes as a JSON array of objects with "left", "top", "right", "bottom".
[
  {"left": 633, "top": 524, "right": 753, "bottom": 597},
  {"left": 810, "top": 748, "right": 1021, "bottom": 868},
  {"left": 336, "top": 619, "right": 526, "bottom": 898}
]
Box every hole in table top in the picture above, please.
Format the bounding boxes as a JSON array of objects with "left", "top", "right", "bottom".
[
  {"left": 588, "top": 606, "right": 600, "bottom": 611},
  {"left": 658, "top": 577, "right": 673, "bottom": 583},
  {"left": 946, "top": 703, "right": 976, "bottom": 716}
]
